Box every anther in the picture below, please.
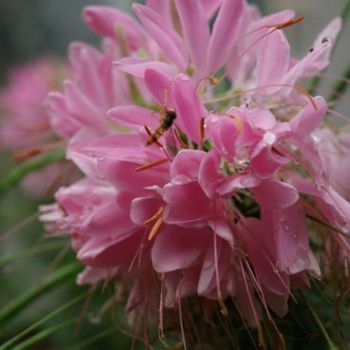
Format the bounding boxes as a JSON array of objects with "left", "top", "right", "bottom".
[{"left": 135, "top": 158, "right": 169, "bottom": 172}]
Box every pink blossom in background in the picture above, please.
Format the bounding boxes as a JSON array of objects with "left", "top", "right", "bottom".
[
  {"left": 0, "top": 58, "right": 70, "bottom": 197},
  {"left": 0, "top": 59, "right": 63, "bottom": 149}
]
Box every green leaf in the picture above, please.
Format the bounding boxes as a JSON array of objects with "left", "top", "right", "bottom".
[
  {"left": 0, "top": 262, "right": 81, "bottom": 325},
  {"left": 0, "top": 149, "right": 65, "bottom": 196},
  {"left": 0, "top": 293, "right": 86, "bottom": 350},
  {"left": 0, "top": 241, "right": 65, "bottom": 269},
  {"left": 10, "top": 319, "right": 76, "bottom": 350},
  {"left": 302, "top": 293, "right": 339, "bottom": 350},
  {"left": 327, "top": 63, "right": 350, "bottom": 103},
  {"left": 66, "top": 327, "right": 116, "bottom": 350}
]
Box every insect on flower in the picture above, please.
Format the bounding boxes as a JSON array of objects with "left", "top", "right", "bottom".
[
  {"left": 144, "top": 89, "right": 177, "bottom": 146},
  {"left": 145, "top": 109, "right": 177, "bottom": 146}
]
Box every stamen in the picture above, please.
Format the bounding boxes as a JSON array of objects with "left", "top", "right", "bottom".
[
  {"left": 13, "top": 141, "right": 65, "bottom": 161},
  {"left": 229, "top": 113, "right": 243, "bottom": 131},
  {"left": 200, "top": 117, "right": 205, "bottom": 148},
  {"left": 196, "top": 75, "right": 220, "bottom": 93},
  {"left": 204, "top": 83, "right": 318, "bottom": 110},
  {"left": 173, "top": 128, "right": 188, "bottom": 149},
  {"left": 148, "top": 216, "right": 164, "bottom": 241},
  {"left": 236, "top": 16, "right": 304, "bottom": 42},
  {"left": 13, "top": 147, "right": 42, "bottom": 161},
  {"left": 294, "top": 85, "right": 317, "bottom": 110},
  {"left": 266, "top": 15, "right": 304, "bottom": 30},
  {"left": 143, "top": 206, "right": 164, "bottom": 225},
  {"left": 135, "top": 158, "right": 169, "bottom": 172},
  {"left": 217, "top": 292, "right": 228, "bottom": 317},
  {"left": 239, "top": 16, "right": 304, "bottom": 58}
]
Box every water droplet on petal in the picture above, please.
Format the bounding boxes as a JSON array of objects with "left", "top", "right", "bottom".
[{"left": 263, "top": 131, "right": 277, "bottom": 145}]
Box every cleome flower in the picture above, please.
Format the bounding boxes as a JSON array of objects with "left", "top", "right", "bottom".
[{"left": 35, "top": 0, "right": 350, "bottom": 343}]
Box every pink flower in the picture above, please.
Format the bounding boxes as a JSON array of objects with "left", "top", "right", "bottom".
[
  {"left": 35, "top": 0, "right": 350, "bottom": 330},
  {"left": 0, "top": 59, "right": 63, "bottom": 149},
  {"left": 46, "top": 41, "right": 130, "bottom": 138},
  {"left": 0, "top": 58, "right": 69, "bottom": 197}
]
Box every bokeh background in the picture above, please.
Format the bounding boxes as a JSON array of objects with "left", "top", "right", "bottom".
[{"left": 0, "top": 1, "right": 349, "bottom": 349}]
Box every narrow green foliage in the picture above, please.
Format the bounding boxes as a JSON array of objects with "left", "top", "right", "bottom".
[
  {"left": 0, "top": 149, "right": 65, "bottom": 196},
  {"left": 10, "top": 319, "right": 75, "bottom": 350},
  {"left": 0, "top": 241, "right": 65, "bottom": 269},
  {"left": 0, "top": 262, "right": 81, "bottom": 325},
  {"left": 328, "top": 64, "right": 350, "bottom": 103},
  {"left": 340, "top": 0, "right": 350, "bottom": 20},
  {"left": 0, "top": 293, "right": 86, "bottom": 350},
  {"left": 302, "top": 294, "right": 339, "bottom": 350},
  {"left": 66, "top": 327, "right": 116, "bottom": 350}
]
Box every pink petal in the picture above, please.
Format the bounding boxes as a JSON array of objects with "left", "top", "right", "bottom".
[
  {"left": 108, "top": 105, "right": 159, "bottom": 129},
  {"left": 256, "top": 30, "right": 290, "bottom": 88},
  {"left": 130, "top": 196, "right": 163, "bottom": 225},
  {"left": 208, "top": 218, "right": 234, "bottom": 245},
  {"left": 133, "top": 4, "right": 188, "bottom": 70},
  {"left": 63, "top": 81, "right": 107, "bottom": 132},
  {"left": 46, "top": 92, "right": 81, "bottom": 137},
  {"left": 200, "top": 0, "right": 222, "bottom": 19},
  {"left": 246, "top": 108, "right": 277, "bottom": 131},
  {"left": 290, "top": 96, "right": 327, "bottom": 139},
  {"left": 144, "top": 69, "right": 173, "bottom": 106},
  {"left": 240, "top": 218, "right": 290, "bottom": 295},
  {"left": 207, "top": 0, "right": 244, "bottom": 73},
  {"left": 170, "top": 149, "right": 206, "bottom": 180},
  {"left": 78, "top": 229, "right": 143, "bottom": 267},
  {"left": 312, "top": 17, "right": 342, "bottom": 63},
  {"left": 114, "top": 57, "right": 175, "bottom": 78},
  {"left": 207, "top": 114, "right": 240, "bottom": 160},
  {"left": 217, "top": 173, "right": 261, "bottom": 196},
  {"left": 151, "top": 226, "right": 210, "bottom": 272},
  {"left": 173, "top": 74, "right": 207, "bottom": 144},
  {"left": 263, "top": 203, "right": 309, "bottom": 272},
  {"left": 251, "top": 145, "right": 289, "bottom": 178},
  {"left": 163, "top": 181, "right": 213, "bottom": 224},
  {"left": 83, "top": 6, "right": 144, "bottom": 50},
  {"left": 198, "top": 150, "right": 225, "bottom": 198},
  {"left": 254, "top": 180, "right": 299, "bottom": 209},
  {"left": 145, "top": 0, "right": 170, "bottom": 20},
  {"left": 100, "top": 159, "right": 169, "bottom": 192},
  {"left": 175, "top": 0, "right": 210, "bottom": 77}
]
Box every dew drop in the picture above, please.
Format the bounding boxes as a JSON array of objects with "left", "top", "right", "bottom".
[{"left": 263, "top": 131, "right": 277, "bottom": 145}]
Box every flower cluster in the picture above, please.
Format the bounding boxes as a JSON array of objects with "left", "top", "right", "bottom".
[{"left": 28, "top": 0, "right": 349, "bottom": 331}]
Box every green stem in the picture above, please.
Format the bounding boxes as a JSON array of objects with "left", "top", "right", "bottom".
[
  {"left": 0, "top": 241, "right": 66, "bottom": 269},
  {"left": 0, "top": 293, "right": 86, "bottom": 350},
  {"left": 66, "top": 327, "right": 117, "bottom": 350},
  {"left": 0, "top": 262, "right": 81, "bottom": 324},
  {"left": 0, "top": 149, "right": 65, "bottom": 196},
  {"left": 302, "top": 294, "right": 339, "bottom": 350},
  {"left": 340, "top": 0, "right": 350, "bottom": 20},
  {"left": 308, "top": 0, "right": 350, "bottom": 94},
  {"left": 328, "top": 64, "right": 350, "bottom": 103},
  {"left": 10, "top": 319, "right": 76, "bottom": 350}
]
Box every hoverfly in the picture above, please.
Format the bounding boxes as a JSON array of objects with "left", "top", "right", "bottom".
[
  {"left": 144, "top": 88, "right": 177, "bottom": 146},
  {"left": 145, "top": 109, "right": 177, "bottom": 146}
]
